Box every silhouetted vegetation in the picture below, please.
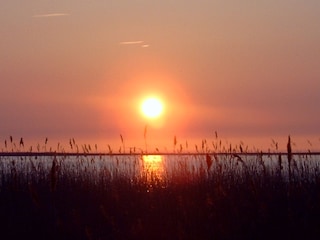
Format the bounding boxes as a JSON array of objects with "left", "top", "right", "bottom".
[{"left": 1, "top": 137, "right": 320, "bottom": 239}]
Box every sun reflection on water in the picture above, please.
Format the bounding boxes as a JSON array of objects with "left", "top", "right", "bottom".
[{"left": 142, "top": 155, "right": 165, "bottom": 189}]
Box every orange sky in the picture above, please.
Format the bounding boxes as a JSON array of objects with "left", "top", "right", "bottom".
[{"left": 1, "top": 1, "right": 320, "bottom": 152}]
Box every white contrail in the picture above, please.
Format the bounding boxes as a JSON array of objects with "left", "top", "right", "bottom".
[
  {"left": 119, "top": 41, "right": 144, "bottom": 45},
  {"left": 32, "top": 13, "right": 70, "bottom": 18}
]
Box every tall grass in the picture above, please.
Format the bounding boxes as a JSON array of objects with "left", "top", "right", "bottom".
[{"left": 1, "top": 136, "right": 320, "bottom": 239}]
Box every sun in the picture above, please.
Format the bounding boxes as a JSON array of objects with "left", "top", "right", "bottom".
[{"left": 141, "top": 97, "right": 164, "bottom": 119}]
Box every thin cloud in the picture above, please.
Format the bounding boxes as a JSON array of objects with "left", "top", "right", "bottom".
[
  {"left": 119, "top": 41, "right": 144, "bottom": 45},
  {"left": 32, "top": 13, "right": 70, "bottom": 18}
]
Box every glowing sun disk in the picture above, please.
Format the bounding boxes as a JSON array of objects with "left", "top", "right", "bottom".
[{"left": 141, "top": 97, "right": 163, "bottom": 118}]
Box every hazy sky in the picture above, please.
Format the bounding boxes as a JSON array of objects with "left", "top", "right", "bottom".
[{"left": 1, "top": 0, "right": 320, "bottom": 151}]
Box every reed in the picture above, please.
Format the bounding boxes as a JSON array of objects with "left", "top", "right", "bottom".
[{"left": 1, "top": 135, "right": 320, "bottom": 239}]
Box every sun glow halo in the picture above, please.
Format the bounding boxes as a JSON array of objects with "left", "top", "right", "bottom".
[{"left": 141, "top": 97, "right": 164, "bottom": 119}]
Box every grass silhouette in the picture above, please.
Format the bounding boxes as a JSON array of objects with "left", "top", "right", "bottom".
[{"left": 1, "top": 136, "right": 320, "bottom": 239}]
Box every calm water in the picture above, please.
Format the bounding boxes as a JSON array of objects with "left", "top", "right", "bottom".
[{"left": 1, "top": 153, "right": 320, "bottom": 186}]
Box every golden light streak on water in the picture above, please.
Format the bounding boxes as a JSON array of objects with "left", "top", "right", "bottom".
[{"left": 142, "top": 155, "right": 165, "bottom": 189}]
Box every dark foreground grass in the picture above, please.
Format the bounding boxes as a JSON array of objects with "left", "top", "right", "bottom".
[{"left": 1, "top": 153, "right": 320, "bottom": 240}]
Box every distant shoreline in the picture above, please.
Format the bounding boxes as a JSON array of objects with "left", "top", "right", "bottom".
[{"left": 1, "top": 151, "right": 320, "bottom": 157}]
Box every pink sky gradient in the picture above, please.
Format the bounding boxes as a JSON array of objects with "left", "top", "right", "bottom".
[{"left": 1, "top": 1, "right": 320, "bottom": 152}]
